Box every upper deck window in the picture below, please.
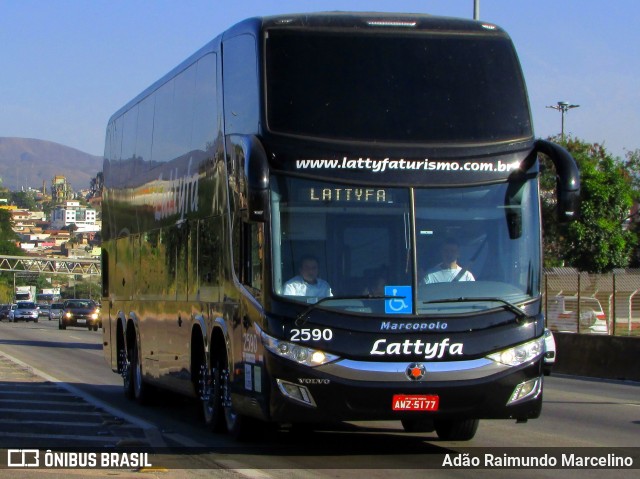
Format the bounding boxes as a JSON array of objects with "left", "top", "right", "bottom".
[{"left": 265, "top": 29, "right": 531, "bottom": 144}]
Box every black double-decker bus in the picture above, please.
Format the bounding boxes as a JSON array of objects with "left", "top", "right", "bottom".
[{"left": 102, "top": 12, "right": 579, "bottom": 440}]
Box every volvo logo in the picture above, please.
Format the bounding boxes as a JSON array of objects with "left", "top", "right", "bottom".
[{"left": 406, "top": 363, "right": 427, "bottom": 381}]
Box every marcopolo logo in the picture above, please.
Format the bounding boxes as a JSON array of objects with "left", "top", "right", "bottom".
[
  {"left": 370, "top": 338, "right": 464, "bottom": 359},
  {"left": 380, "top": 320, "right": 448, "bottom": 331}
]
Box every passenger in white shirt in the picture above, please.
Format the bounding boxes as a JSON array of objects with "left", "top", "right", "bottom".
[
  {"left": 424, "top": 238, "right": 475, "bottom": 284},
  {"left": 284, "top": 255, "right": 333, "bottom": 298}
]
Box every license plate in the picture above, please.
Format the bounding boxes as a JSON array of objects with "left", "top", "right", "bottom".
[
  {"left": 392, "top": 394, "right": 439, "bottom": 411},
  {"left": 77, "top": 319, "right": 86, "bottom": 324}
]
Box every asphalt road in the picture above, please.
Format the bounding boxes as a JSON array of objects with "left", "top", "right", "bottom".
[{"left": 0, "top": 318, "right": 638, "bottom": 478}]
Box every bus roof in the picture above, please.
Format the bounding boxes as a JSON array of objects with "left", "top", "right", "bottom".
[{"left": 107, "top": 11, "right": 508, "bottom": 127}]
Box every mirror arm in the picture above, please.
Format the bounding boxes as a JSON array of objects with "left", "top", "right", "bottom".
[{"left": 535, "top": 139, "right": 581, "bottom": 221}]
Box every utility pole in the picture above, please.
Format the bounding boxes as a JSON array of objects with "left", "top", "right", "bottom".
[
  {"left": 546, "top": 101, "right": 580, "bottom": 142},
  {"left": 473, "top": 0, "right": 480, "bottom": 20}
]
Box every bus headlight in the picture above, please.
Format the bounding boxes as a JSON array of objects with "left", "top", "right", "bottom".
[
  {"left": 487, "top": 337, "right": 544, "bottom": 367},
  {"left": 259, "top": 329, "right": 339, "bottom": 367}
]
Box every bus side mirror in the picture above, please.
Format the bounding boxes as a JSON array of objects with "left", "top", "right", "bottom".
[
  {"left": 535, "top": 139, "right": 580, "bottom": 222},
  {"left": 245, "top": 136, "right": 270, "bottom": 222}
]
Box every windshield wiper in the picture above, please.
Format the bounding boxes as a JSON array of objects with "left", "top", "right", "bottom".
[
  {"left": 422, "top": 297, "right": 527, "bottom": 321},
  {"left": 295, "top": 294, "right": 401, "bottom": 326}
]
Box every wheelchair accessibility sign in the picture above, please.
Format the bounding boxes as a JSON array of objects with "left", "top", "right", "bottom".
[{"left": 384, "top": 286, "right": 412, "bottom": 314}]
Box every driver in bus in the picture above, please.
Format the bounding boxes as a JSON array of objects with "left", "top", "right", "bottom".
[
  {"left": 284, "top": 255, "right": 333, "bottom": 298},
  {"left": 423, "top": 238, "right": 475, "bottom": 284}
]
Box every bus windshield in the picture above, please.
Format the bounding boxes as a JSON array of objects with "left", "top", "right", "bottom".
[
  {"left": 265, "top": 29, "right": 531, "bottom": 143},
  {"left": 271, "top": 176, "right": 541, "bottom": 316}
]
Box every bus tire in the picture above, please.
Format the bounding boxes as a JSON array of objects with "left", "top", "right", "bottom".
[
  {"left": 120, "top": 344, "right": 134, "bottom": 399},
  {"left": 200, "top": 356, "right": 226, "bottom": 432},
  {"left": 216, "top": 349, "right": 259, "bottom": 441},
  {"left": 131, "top": 338, "right": 149, "bottom": 403},
  {"left": 434, "top": 418, "right": 479, "bottom": 441},
  {"left": 123, "top": 335, "right": 149, "bottom": 403},
  {"left": 401, "top": 417, "right": 435, "bottom": 433},
  {"left": 225, "top": 404, "right": 259, "bottom": 442}
]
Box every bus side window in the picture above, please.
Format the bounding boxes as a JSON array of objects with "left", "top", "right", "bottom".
[{"left": 240, "top": 222, "right": 264, "bottom": 292}]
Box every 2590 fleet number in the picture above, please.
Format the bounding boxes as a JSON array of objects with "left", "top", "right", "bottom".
[{"left": 290, "top": 328, "right": 333, "bottom": 342}]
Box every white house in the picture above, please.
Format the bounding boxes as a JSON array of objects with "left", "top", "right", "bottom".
[{"left": 50, "top": 201, "right": 99, "bottom": 233}]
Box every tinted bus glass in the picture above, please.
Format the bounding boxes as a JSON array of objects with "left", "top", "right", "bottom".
[
  {"left": 271, "top": 175, "right": 541, "bottom": 315},
  {"left": 266, "top": 30, "right": 531, "bottom": 143}
]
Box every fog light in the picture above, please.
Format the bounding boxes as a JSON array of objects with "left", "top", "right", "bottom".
[
  {"left": 507, "top": 377, "right": 542, "bottom": 405},
  {"left": 276, "top": 379, "right": 316, "bottom": 407}
]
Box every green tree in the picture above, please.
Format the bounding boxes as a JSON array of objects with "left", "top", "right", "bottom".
[
  {"left": 0, "top": 208, "right": 22, "bottom": 255},
  {"left": 0, "top": 208, "right": 22, "bottom": 298},
  {"left": 541, "top": 136, "right": 635, "bottom": 272},
  {"left": 622, "top": 148, "right": 640, "bottom": 266},
  {"left": 11, "top": 191, "right": 38, "bottom": 210}
]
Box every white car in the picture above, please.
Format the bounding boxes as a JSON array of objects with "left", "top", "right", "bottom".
[
  {"left": 12, "top": 301, "right": 39, "bottom": 322},
  {"left": 543, "top": 329, "right": 556, "bottom": 376},
  {"left": 547, "top": 295, "right": 608, "bottom": 334}
]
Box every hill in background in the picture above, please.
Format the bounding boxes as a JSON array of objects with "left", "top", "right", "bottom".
[{"left": 0, "top": 137, "right": 102, "bottom": 192}]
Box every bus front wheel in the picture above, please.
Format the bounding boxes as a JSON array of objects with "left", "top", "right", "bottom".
[
  {"left": 434, "top": 418, "right": 479, "bottom": 441},
  {"left": 401, "top": 417, "right": 435, "bottom": 433}
]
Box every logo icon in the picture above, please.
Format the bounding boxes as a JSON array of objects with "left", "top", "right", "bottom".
[
  {"left": 406, "top": 363, "right": 427, "bottom": 381},
  {"left": 384, "top": 286, "right": 412, "bottom": 314},
  {"left": 7, "top": 450, "right": 39, "bottom": 468}
]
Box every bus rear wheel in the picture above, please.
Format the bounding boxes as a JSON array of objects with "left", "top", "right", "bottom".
[
  {"left": 434, "top": 418, "right": 479, "bottom": 441},
  {"left": 122, "top": 336, "right": 149, "bottom": 403},
  {"left": 200, "top": 359, "right": 226, "bottom": 432},
  {"left": 213, "top": 348, "right": 259, "bottom": 441},
  {"left": 120, "top": 347, "right": 133, "bottom": 399}
]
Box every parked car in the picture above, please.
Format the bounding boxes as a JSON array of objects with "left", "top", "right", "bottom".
[
  {"left": 546, "top": 295, "right": 608, "bottom": 334},
  {"left": 0, "top": 304, "right": 11, "bottom": 321},
  {"left": 49, "top": 302, "right": 65, "bottom": 322},
  {"left": 59, "top": 299, "right": 101, "bottom": 331},
  {"left": 12, "top": 301, "right": 39, "bottom": 322},
  {"left": 542, "top": 328, "right": 556, "bottom": 376}
]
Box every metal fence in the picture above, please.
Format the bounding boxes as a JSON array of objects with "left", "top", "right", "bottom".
[{"left": 544, "top": 268, "right": 640, "bottom": 336}]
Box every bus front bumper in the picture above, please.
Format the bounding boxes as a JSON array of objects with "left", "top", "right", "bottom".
[{"left": 266, "top": 354, "right": 543, "bottom": 423}]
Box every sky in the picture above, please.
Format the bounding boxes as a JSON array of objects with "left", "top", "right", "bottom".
[{"left": 1, "top": 0, "right": 639, "bottom": 160}]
